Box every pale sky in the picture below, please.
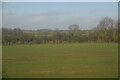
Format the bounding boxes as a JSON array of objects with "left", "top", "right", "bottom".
[{"left": 2, "top": 2, "right": 118, "bottom": 30}]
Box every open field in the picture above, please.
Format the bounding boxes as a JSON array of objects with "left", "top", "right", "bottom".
[{"left": 2, "top": 43, "right": 118, "bottom": 78}]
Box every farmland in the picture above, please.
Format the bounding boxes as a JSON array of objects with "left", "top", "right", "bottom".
[{"left": 2, "top": 43, "right": 118, "bottom": 78}]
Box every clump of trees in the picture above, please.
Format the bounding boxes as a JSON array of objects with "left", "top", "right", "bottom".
[
  {"left": 2, "top": 28, "right": 35, "bottom": 45},
  {"left": 2, "top": 17, "right": 119, "bottom": 45}
]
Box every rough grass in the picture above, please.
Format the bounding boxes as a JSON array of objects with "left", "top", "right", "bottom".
[{"left": 2, "top": 43, "right": 118, "bottom": 78}]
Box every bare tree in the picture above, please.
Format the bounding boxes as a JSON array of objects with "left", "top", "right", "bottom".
[
  {"left": 68, "top": 24, "right": 80, "bottom": 42},
  {"left": 97, "top": 17, "right": 114, "bottom": 42},
  {"left": 68, "top": 24, "right": 80, "bottom": 31},
  {"left": 97, "top": 17, "right": 114, "bottom": 30}
]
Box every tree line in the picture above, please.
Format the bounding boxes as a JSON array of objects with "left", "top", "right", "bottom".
[{"left": 2, "top": 17, "right": 119, "bottom": 45}]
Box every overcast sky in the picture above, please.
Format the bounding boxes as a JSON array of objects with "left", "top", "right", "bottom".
[{"left": 2, "top": 2, "right": 118, "bottom": 30}]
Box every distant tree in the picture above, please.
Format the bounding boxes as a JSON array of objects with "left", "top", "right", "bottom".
[
  {"left": 112, "top": 20, "right": 118, "bottom": 42},
  {"left": 68, "top": 24, "right": 80, "bottom": 42},
  {"left": 68, "top": 24, "right": 80, "bottom": 31},
  {"left": 97, "top": 17, "right": 114, "bottom": 30},
  {"left": 97, "top": 17, "right": 114, "bottom": 42}
]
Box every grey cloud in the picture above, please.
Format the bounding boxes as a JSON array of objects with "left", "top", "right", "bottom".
[
  {"left": 3, "top": 11, "right": 15, "bottom": 16},
  {"left": 2, "top": 3, "right": 8, "bottom": 8},
  {"left": 2, "top": 3, "right": 15, "bottom": 9},
  {"left": 39, "top": 11, "right": 72, "bottom": 16},
  {"left": 89, "top": 9, "right": 97, "bottom": 14}
]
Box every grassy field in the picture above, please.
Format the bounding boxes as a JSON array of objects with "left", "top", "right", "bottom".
[{"left": 2, "top": 43, "right": 118, "bottom": 78}]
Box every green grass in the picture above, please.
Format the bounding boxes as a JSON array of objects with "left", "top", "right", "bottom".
[{"left": 2, "top": 43, "right": 118, "bottom": 78}]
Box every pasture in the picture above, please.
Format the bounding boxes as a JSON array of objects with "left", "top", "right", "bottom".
[{"left": 2, "top": 43, "right": 118, "bottom": 78}]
